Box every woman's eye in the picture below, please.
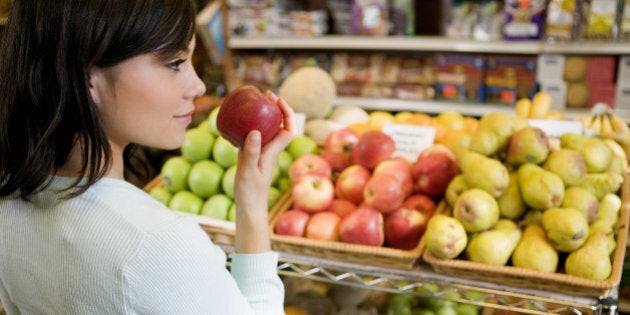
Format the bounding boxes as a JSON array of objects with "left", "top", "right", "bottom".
[{"left": 166, "top": 59, "right": 186, "bottom": 71}]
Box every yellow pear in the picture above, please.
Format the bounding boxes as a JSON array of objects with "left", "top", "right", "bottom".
[{"left": 512, "top": 224, "right": 558, "bottom": 273}]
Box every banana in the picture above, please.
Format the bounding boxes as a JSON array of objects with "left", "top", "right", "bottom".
[
  {"left": 600, "top": 113, "right": 615, "bottom": 136},
  {"left": 604, "top": 138, "right": 628, "bottom": 161},
  {"left": 579, "top": 114, "right": 594, "bottom": 132},
  {"left": 609, "top": 114, "right": 630, "bottom": 136},
  {"left": 588, "top": 114, "right": 603, "bottom": 135},
  {"left": 515, "top": 98, "right": 532, "bottom": 118},
  {"left": 530, "top": 92, "right": 552, "bottom": 119}
]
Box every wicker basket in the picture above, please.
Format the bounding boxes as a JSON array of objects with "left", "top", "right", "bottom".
[
  {"left": 422, "top": 171, "right": 630, "bottom": 297},
  {"left": 269, "top": 199, "right": 442, "bottom": 270}
]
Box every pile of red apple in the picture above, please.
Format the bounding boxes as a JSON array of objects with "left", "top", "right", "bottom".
[{"left": 274, "top": 128, "right": 461, "bottom": 250}]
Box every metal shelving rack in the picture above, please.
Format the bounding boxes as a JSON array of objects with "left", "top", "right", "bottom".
[
  {"left": 223, "top": 34, "right": 630, "bottom": 314},
  {"left": 220, "top": 246, "right": 618, "bottom": 314}
]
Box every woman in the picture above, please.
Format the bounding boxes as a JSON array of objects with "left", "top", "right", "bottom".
[{"left": 0, "top": 1, "right": 295, "bottom": 314}]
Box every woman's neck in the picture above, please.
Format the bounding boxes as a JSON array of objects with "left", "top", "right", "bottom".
[{"left": 55, "top": 140, "right": 125, "bottom": 180}]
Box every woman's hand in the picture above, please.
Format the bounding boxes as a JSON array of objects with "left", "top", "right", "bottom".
[{"left": 233, "top": 93, "right": 297, "bottom": 253}]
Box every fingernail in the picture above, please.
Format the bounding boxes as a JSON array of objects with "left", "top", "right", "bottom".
[{"left": 250, "top": 131, "right": 261, "bottom": 143}]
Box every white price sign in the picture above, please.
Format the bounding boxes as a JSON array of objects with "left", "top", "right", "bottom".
[{"left": 382, "top": 123, "right": 436, "bottom": 163}]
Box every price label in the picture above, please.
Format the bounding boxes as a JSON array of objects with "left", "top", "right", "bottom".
[
  {"left": 382, "top": 123, "right": 436, "bottom": 163},
  {"left": 527, "top": 119, "right": 583, "bottom": 140}
]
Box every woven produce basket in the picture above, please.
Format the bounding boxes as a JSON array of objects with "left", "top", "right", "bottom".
[
  {"left": 269, "top": 199, "right": 443, "bottom": 270},
  {"left": 422, "top": 171, "right": 630, "bottom": 297},
  {"left": 143, "top": 176, "right": 291, "bottom": 246}
]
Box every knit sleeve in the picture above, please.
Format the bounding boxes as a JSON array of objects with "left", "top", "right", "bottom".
[{"left": 123, "top": 217, "right": 284, "bottom": 315}]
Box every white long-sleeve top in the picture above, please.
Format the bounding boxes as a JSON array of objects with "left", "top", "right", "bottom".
[{"left": 0, "top": 176, "right": 284, "bottom": 314}]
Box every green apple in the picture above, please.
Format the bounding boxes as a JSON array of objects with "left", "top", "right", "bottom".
[
  {"left": 228, "top": 203, "right": 237, "bottom": 222},
  {"left": 207, "top": 105, "right": 221, "bottom": 136},
  {"left": 222, "top": 165, "right": 237, "bottom": 198},
  {"left": 276, "top": 177, "right": 291, "bottom": 193},
  {"left": 169, "top": 190, "right": 203, "bottom": 214},
  {"left": 181, "top": 127, "right": 214, "bottom": 163},
  {"left": 148, "top": 186, "right": 172, "bottom": 206},
  {"left": 268, "top": 187, "right": 282, "bottom": 210},
  {"left": 276, "top": 150, "right": 293, "bottom": 175},
  {"left": 212, "top": 136, "right": 239, "bottom": 168},
  {"left": 160, "top": 156, "right": 192, "bottom": 193},
  {"left": 201, "top": 193, "right": 233, "bottom": 220},
  {"left": 287, "top": 135, "right": 318, "bottom": 159},
  {"left": 271, "top": 165, "right": 281, "bottom": 186},
  {"left": 187, "top": 160, "right": 225, "bottom": 198}
]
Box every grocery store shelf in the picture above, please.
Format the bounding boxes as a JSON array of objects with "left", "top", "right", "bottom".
[
  {"left": 220, "top": 245, "right": 615, "bottom": 314},
  {"left": 333, "top": 96, "right": 630, "bottom": 123},
  {"left": 229, "top": 35, "right": 630, "bottom": 55}
]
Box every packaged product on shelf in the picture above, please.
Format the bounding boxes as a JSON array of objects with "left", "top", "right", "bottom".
[
  {"left": 279, "top": 52, "right": 331, "bottom": 82},
  {"left": 379, "top": 54, "right": 435, "bottom": 86},
  {"left": 545, "top": 0, "right": 581, "bottom": 41},
  {"left": 277, "top": 10, "right": 329, "bottom": 36},
  {"left": 228, "top": 53, "right": 283, "bottom": 92},
  {"left": 330, "top": 53, "right": 385, "bottom": 83},
  {"left": 228, "top": 5, "right": 280, "bottom": 36},
  {"left": 434, "top": 53, "right": 486, "bottom": 103},
  {"left": 473, "top": 0, "right": 505, "bottom": 41},
  {"left": 484, "top": 55, "right": 537, "bottom": 106},
  {"left": 503, "top": 0, "right": 547, "bottom": 40},
  {"left": 621, "top": 0, "right": 630, "bottom": 39},
  {"left": 445, "top": 0, "right": 476, "bottom": 38},
  {"left": 350, "top": 0, "right": 389, "bottom": 35},
  {"left": 327, "top": 0, "right": 353, "bottom": 34},
  {"left": 580, "top": 0, "right": 620, "bottom": 40},
  {"left": 389, "top": 0, "right": 415, "bottom": 35}
]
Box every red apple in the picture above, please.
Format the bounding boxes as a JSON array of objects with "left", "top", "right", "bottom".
[
  {"left": 335, "top": 164, "right": 372, "bottom": 204},
  {"left": 329, "top": 198, "right": 357, "bottom": 218},
  {"left": 217, "top": 85, "right": 282, "bottom": 148},
  {"left": 292, "top": 173, "right": 335, "bottom": 213},
  {"left": 339, "top": 205, "right": 385, "bottom": 246},
  {"left": 274, "top": 209, "right": 310, "bottom": 237},
  {"left": 321, "top": 150, "right": 352, "bottom": 173},
  {"left": 351, "top": 130, "right": 396, "bottom": 170},
  {"left": 363, "top": 173, "right": 406, "bottom": 214},
  {"left": 401, "top": 194, "right": 437, "bottom": 218},
  {"left": 373, "top": 157, "right": 414, "bottom": 197},
  {"left": 412, "top": 144, "right": 460, "bottom": 198},
  {"left": 322, "top": 128, "right": 360, "bottom": 172},
  {"left": 306, "top": 211, "right": 341, "bottom": 241},
  {"left": 384, "top": 207, "right": 428, "bottom": 250},
  {"left": 289, "top": 154, "right": 332, "bottom": 181}
]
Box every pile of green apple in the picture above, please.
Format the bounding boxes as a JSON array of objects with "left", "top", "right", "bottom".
[
  {"left": 148, "top": 105, "right": 320, "bottom": 222},
  {"left": 384, "top": 285, "right": 483, "bottom": 315},
  {"left": 424, "top": 111, "right": 626, "bottom": 281}
]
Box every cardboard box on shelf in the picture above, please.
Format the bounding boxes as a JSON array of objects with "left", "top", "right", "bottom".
[
  {"left": 484, "top": 54, "right": 537, "bottom": 105},
  {"left": 539, "top": 80, "right": 568, "bottom": 110},
  {"left": 434, "top": 53, "right": 486, "bottom": 103}
]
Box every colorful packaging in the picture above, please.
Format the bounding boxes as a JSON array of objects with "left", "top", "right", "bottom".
[
  {"left": 434, "top": 53, "right": 486, "bottom": 103},
  {"left": 545, "top": 0, "right": 580, "bottom": 41},
  {"left": 484, "top": 55, "right": 537, "bottom": 105},
  {"left": 503, "top": 0, "right": 547, "bottom": 40}
]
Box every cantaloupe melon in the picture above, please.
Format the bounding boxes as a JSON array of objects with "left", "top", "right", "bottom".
[{"left": 278, "top": 66, "right": 336, "bottom": 119}]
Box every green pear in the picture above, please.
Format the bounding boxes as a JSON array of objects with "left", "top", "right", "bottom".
[
  {"left": 517, "top": 163, "right": 564, "bottom": 210},
  {"left": 561, "top": 186, "right": 599, "bottom": 223},
  {"left": 445, "top": 174, "right": 468, "bottom": 208},
  {"left": 522, "top": 209, "right": 544, "bottom": 226},
  {"left": 576, "top": 172, "right": 624, "bottom": 200},
  {"left": 497, "top": 172, "right": 527, "bottom": 220},
  {"left": 424, "top": 214, "right": 468, "bottom": 259},
  {"left": 542, "top": 149, "right": 587, "bottom": 186},
  {"left": 595, "top": 192, "right": 623, "bottom": 228},
  {"left": 541, "top": 207, "right": 590, "bottom": 252},
  {"left": 505, "top": 126, "right": 550, "bottom": 166},
  {"left": 565, "top": 231, "right": 616, "bottom": 280},
  {"left": 453, "top": 188, "right": 500, "bottom": 233},
  {"left": 511, "top": 224, "right": 559, "bottom": 273},
  {"left": 579, "top": 137, "right": 613, "bottom": 173},
  {"left": 560, "top": 133, "right": 589, "bottom": 150},
  {"left": 466, "top": 219, "right": 521, "bottom": 266},
  {"left": 469, "top": 112, "right": 527, "bottom": 156},
  {"left": 459, "top": 151, "right": 509, "bottom": 198}
]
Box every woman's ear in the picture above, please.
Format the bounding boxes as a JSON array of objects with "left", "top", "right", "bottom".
[{"left": 87, "top": 66, "right": 106, "bottom": 106}]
